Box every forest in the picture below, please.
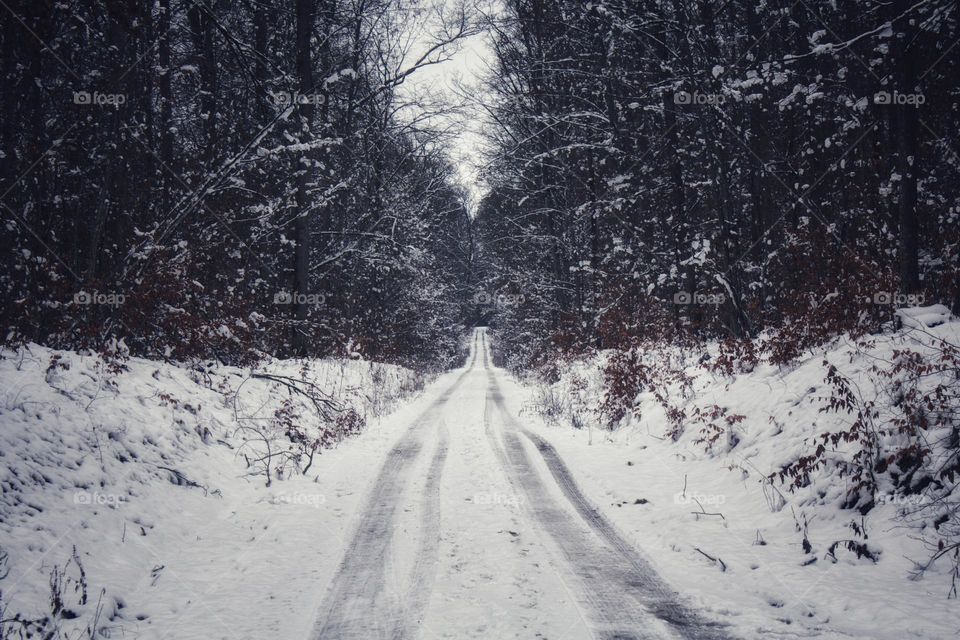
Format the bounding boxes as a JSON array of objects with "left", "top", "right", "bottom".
[
  {"left": 475, "top": 0, "right": 960, "bottom": 371},
  {"left": 2, "top": 1, "right": 960, "bottom": 639},
  {"left": 2, "top": 0, "right": 958, "bottom": 372},
  {"left": 1, "top": 0, "right": 477, "bottom": 369}
]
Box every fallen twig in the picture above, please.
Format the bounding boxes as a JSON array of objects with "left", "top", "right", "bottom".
[
  {"left": 694, "top": 546, "right": 727, "bottom": 572},
  {"left": 691, "top": 497, "right": 725, "bottom": 520}
]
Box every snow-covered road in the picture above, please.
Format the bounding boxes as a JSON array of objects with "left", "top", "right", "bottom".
[
  {"left": 8, "top": 329, "right": 954, "bottom": 638},
  {"left": 310, "top": 328, "right": 729, "bottom": 639}
]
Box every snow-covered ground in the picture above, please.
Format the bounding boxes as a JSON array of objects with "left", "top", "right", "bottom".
[
  {"left": 505, "top": 319, "right": 960, "bottom": 639},
  {"left": 0, "top": 345, "right": 430, "bottom": 639},
  {"left": 2, "top": 326, "right": 958, "bottom": 639}
]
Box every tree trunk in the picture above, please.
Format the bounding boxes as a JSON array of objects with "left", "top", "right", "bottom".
[
  {"left": 895, "top": 1, "right": 920, "bottom": 294},
  {"left": 188, "top": 2, "right": 218, "bottom": 166},
  {"left": 292, "top": 0, "right": 317, "bottom": 354},
  {"left": 158, "top": 0, "right": 174, "bottom": 212}
]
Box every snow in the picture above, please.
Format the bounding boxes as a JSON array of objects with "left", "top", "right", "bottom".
[
  {"left": 410, "top": 367, "right": 591, "bottom": 639},
  {"left": 896, "top": 304, "right": 952, "bottom": 329},
  {"left": 4, "top": 323, "right": 960, "bottom": 639},
  {"left": 0, "top": 345, "right": 429, "bottom": 639},
  {"left": 508, "top": 320, "right": 960, "bottom": 639}
]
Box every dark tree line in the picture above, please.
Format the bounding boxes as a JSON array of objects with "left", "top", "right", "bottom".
[
  {"left": 0, "top": 0, "right": 477, "bottom": 369},
  {"left": 4, "top": 0, "right": 958, "bottom": 373},
  {"left": 475, "top": 0, "right": 960, "bottom": 370}
]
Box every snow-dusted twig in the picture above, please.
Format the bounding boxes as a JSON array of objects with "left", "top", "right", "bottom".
[
  {"left": 693, "top": 547, "right": 727, "bottom": 572},
  {"left": 691, "top": 497, "right": 725, "bottom": 520}
]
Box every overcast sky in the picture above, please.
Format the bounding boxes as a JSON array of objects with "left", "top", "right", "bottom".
[{"left": 399, "top": 13, "right": 494, "bottom": 211}]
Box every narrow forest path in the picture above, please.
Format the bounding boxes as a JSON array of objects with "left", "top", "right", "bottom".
[{"left": 310, "top": 328, "right": 731, "bottom": 639}]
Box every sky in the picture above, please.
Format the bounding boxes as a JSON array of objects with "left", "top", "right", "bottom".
[{"left": 399, "top": 10, "right": 494, "bottom": 211}]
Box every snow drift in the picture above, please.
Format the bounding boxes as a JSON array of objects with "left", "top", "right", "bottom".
[
  {"left": 511, "top": 315, "right": 960, "bottom": 638},
  {"left": 0, "top": 345, "right": 425, "bottom": 639}
]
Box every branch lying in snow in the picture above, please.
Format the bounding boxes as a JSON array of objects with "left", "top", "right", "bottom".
[
  {"left": 694, "top": 547, "right": 727, "bottom": 572},
  {"left": 154, "top": 465, "right": 216, "bottom": 496},
  {"left": 691, "top": 497, "right": 725, "bottom": 520}
]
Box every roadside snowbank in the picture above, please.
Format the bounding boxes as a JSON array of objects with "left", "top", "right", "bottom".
[
  {"left": 0, "top": 344, "right": 429, "bottom": 639},
  {"left": 503, "top": 319, "right": 960, "bottom": 639}
]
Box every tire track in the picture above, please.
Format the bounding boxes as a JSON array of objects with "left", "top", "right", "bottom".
[
  {"left": 480, "top": 328, "right": 489, "bottom": 369},
  {"left": 311, "top": 363, "right": 470, "bottom": 639},
  {"left": 520, "top": 427, "right": 731, "bottom": 637},
  {"left": 484, "top": 367, "right": 732, "bottom": 640},
  {"left": 484, "top": 382, "right": 667, "bottom": 640},
  {"left": 395, "top": 418, "right": 449, "bottom": 638}
]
